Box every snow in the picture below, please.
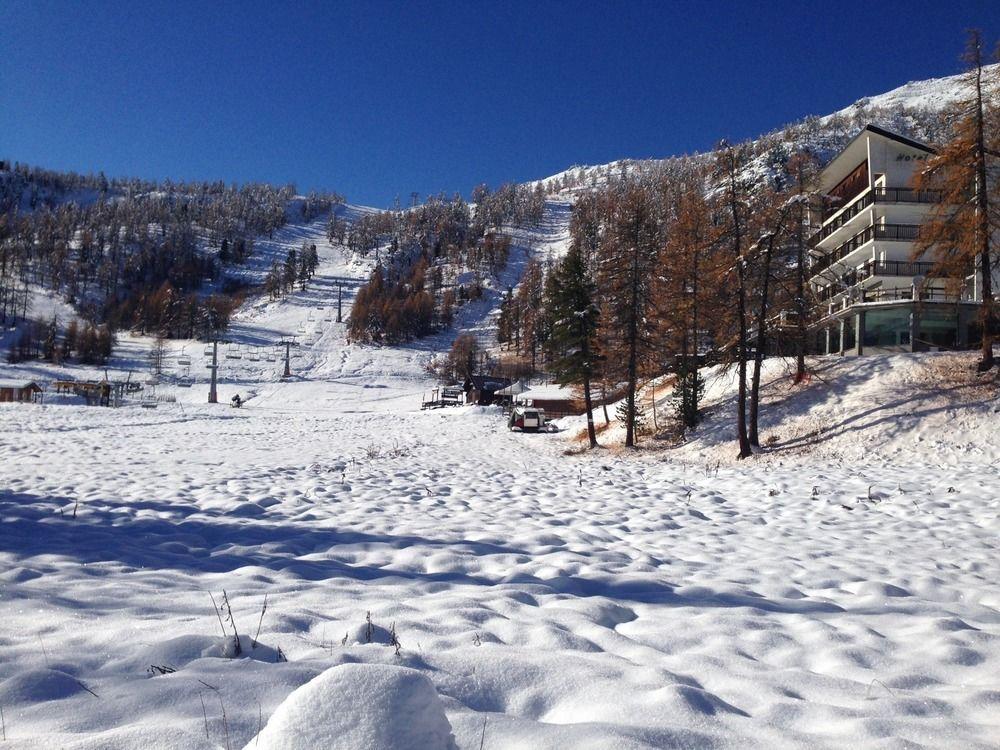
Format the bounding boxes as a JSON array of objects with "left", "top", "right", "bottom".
[
  {"left": 248, "top": 663, "right": 457, "bottom": 750},
  {"left": 1, "top": 212, "right": 998, "bottom": 747},
  {"left": 514, "top": 382, "right": 576, "bottom": 402},
  {"left": 829, "top": 64, "right": 999, "bottom": 120}
]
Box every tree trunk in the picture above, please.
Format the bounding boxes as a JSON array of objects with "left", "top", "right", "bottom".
[
  {"left": 625, "top": 243, "right": 641, "bottom": 448},
  {"left": 749, "top": 234, "right": 775, "bottom": 448},
  {"left": 728, "top": 165, "right": 752, "bottom": 460},
  {"left": 973, "top": 56, "right": 996, "bottom": 371},
  {"left": 579, "top": 330, "right": 599, "bottom": 448},
  {"left": 582, "top": 374, "right": 598, "bottom": 448}
]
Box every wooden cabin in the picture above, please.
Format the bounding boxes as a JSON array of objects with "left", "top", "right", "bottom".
[
  {"left": 0, "top": 380, "right": 43, "bottom": 403},
  {"left": 463, "top": 375, "right": 513, "bottom": 406}
]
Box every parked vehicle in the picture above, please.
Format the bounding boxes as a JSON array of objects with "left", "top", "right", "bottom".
[{"left": 508, "top": 405, "right": 546, "bottom": 432}]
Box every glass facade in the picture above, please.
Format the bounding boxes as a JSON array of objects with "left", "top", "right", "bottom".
[
  {"left": 916, "top": 308, "right": 960, "bottom": 350},
  {"left": 863, "top": 307, "right": 911, "bottom": 348}
]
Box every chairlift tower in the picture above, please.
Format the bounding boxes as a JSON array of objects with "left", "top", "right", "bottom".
[
  {"left": 207, "top": 340, "right": 220, "bottom": 403},
  {"left": 279, "top": 338, "right": 300, "bottom": 378},
  {"left": 205, "top": 338, "right": 233, "bottom": 404}
]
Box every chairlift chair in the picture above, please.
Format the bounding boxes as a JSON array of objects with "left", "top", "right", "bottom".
[
  {"left": 177, "top": 346, "right": 191, "bottom": 367},
  {"left": 249, "top": 349, "right": 260, "bottom": 362}
]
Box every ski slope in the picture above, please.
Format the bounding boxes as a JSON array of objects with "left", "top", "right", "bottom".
[{"left": 1, "top": 202, "right": 999, "bottom": 749}]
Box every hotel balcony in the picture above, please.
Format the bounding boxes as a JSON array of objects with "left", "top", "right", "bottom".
[
  {"left": 809, "top": 187, "right": 941, "bottom": 248},
  {"left": 810, "top": 223, "right": 922, "bottom": 278}
]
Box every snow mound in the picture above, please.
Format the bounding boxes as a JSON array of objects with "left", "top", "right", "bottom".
[
  {"left": 0, "top": 669, "right": 88, "bottom": 704},
  {"left": 124, "top": 634, "right": 283, "bottom": 673},
  {"left": 247, "top": 663, "right": 458, "bottom": 750}
]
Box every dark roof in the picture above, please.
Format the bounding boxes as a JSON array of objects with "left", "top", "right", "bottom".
[
  {"left": 858, "top": 124, "right": 936, "bottom": 155},
  {"left": 466, "top": 375, "right": 513, "bottom": 391},
  {"left": 0, "top": 379, "right": 40, "bottom": 389}
]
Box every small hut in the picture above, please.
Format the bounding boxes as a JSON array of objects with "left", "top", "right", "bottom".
[
  {"left": 463, "top": 375, "right": 513, "bottom": 406},
  {"left": 514, "top": 383, "right": 584, "bottom": 418},
  {"left": 0, "top": 379, "right": 43, "bottom": 403}
]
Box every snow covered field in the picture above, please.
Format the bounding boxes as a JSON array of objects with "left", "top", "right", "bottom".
[{"left": 2, "top": 210, "right": 999, "bottom": 749}]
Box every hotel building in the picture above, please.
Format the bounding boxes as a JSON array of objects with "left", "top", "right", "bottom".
[{"left": 809, "top": 124, "right": 990, "bottom": 355}]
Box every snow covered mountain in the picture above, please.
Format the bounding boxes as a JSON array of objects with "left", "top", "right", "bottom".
[{"left": 527, "top": 65, "right": 988, "bottom": 199}]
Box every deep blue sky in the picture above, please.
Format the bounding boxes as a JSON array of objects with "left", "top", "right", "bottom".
[{"left": 2, "top": 1, "right": 998, "bottom": 207}]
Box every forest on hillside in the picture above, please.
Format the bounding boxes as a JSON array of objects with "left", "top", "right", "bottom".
[
  {"left": 0, "top": 160, "right": 343, "bottom": 363},
  {"left": 346, "top": 183, "right": 545, "bottom": 344}
]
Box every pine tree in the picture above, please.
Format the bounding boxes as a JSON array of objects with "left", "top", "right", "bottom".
[
  {"left": 515, "top": 260, "right": 545, "bottom": 372},
  {"left": 283, "top": 249, "right": 298, "bottom": 293},
  {"left": 714, "top": 141, "right": 755, "bottom": 459},
  {"left": 543, "top": 241, "right": 601, "bottom": 448},
  {"left": 913, "top": 30, "right": 999, "bottom": 371},
  {"left": 62, "top": 318, "right": 78, "bottom": 361},
  {"left": 43, "top": 317, "right": 59, "bottom": 362},
  {"left": 598, "top": 183, "right": 661, "bottom": 448},
  {"left": 658, "top": 168, "right": 715, "bottom": 432}
]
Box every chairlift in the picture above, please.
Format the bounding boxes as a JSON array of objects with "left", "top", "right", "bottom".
[
  {"left": 249, "top": 349, "right": 260, "bottom": 362},
  {"left": 203, "top": 344, "right": 213, "bottom": 356},
  {"left": 140, "top": 386, "right": 158, "bottom": 408},
  {"left": 177, "top": 346, "right": 191, "bottom": 367}
]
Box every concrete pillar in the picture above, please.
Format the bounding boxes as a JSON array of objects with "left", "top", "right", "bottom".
[
  {"left": 908, "top": 306, "right": 920, "bottom": 352},
  {"left": 838, "top": 319, "right": 846, "bottom": 356},
  {"left": 824, "top": 327, "right": 832, "bottom": 355},
  {"left": 957, "top": 307, "right": 970, "bottom": 349},
  {"left": 854, "top": 311, "right": 865, "bottom": 356}
]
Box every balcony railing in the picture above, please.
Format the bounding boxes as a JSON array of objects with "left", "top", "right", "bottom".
[
  {"left": 816, "top": 284, "right": 963, "bottom": 306},
  {"left": 872, "top": 187, "right": 942, "bottom": 204},
  {"left": 863, "top": 259, "right": 938, "bottom": 278},
  {"left": 809, "top": 187, "right": 942, "bottom": 246},
  {"left": 810, "top": 224, "right": 922, "bottom": 277},
  {"left": 812, "top": 190, "right": 874, "bottom": 245}
]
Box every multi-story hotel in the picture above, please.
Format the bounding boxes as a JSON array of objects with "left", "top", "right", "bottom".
[{"left": 809, "top": 124, "right": 989, "bottom": 355}]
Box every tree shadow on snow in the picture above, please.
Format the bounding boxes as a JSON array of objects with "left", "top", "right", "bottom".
[{"left": 1, "top": 490, "right": 852, "bottom": 618}]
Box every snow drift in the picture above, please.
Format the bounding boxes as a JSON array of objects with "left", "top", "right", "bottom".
[{"left": 247, "top": 664, "right": 457, "bottom": 750}]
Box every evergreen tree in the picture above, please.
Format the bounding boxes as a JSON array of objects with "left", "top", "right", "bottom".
[
  {"left": 62, "top": 318, "right": 78, "bottom": 360},
  {"left": 713, "top": 141, "right": 755, "bottom": 459},
  {"left": 283, "top": 249, "right": 298, "bottom": 293},
  {"left": 543, "top": 241, "right": 601, "bottom": 448},
  {"left": 598, "top": 183, "right": 660, "bottom": 448}
]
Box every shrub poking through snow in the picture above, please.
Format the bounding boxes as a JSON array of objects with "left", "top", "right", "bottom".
[{"left": 252, "top": 593, "right": 268, "bottom": 649}]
